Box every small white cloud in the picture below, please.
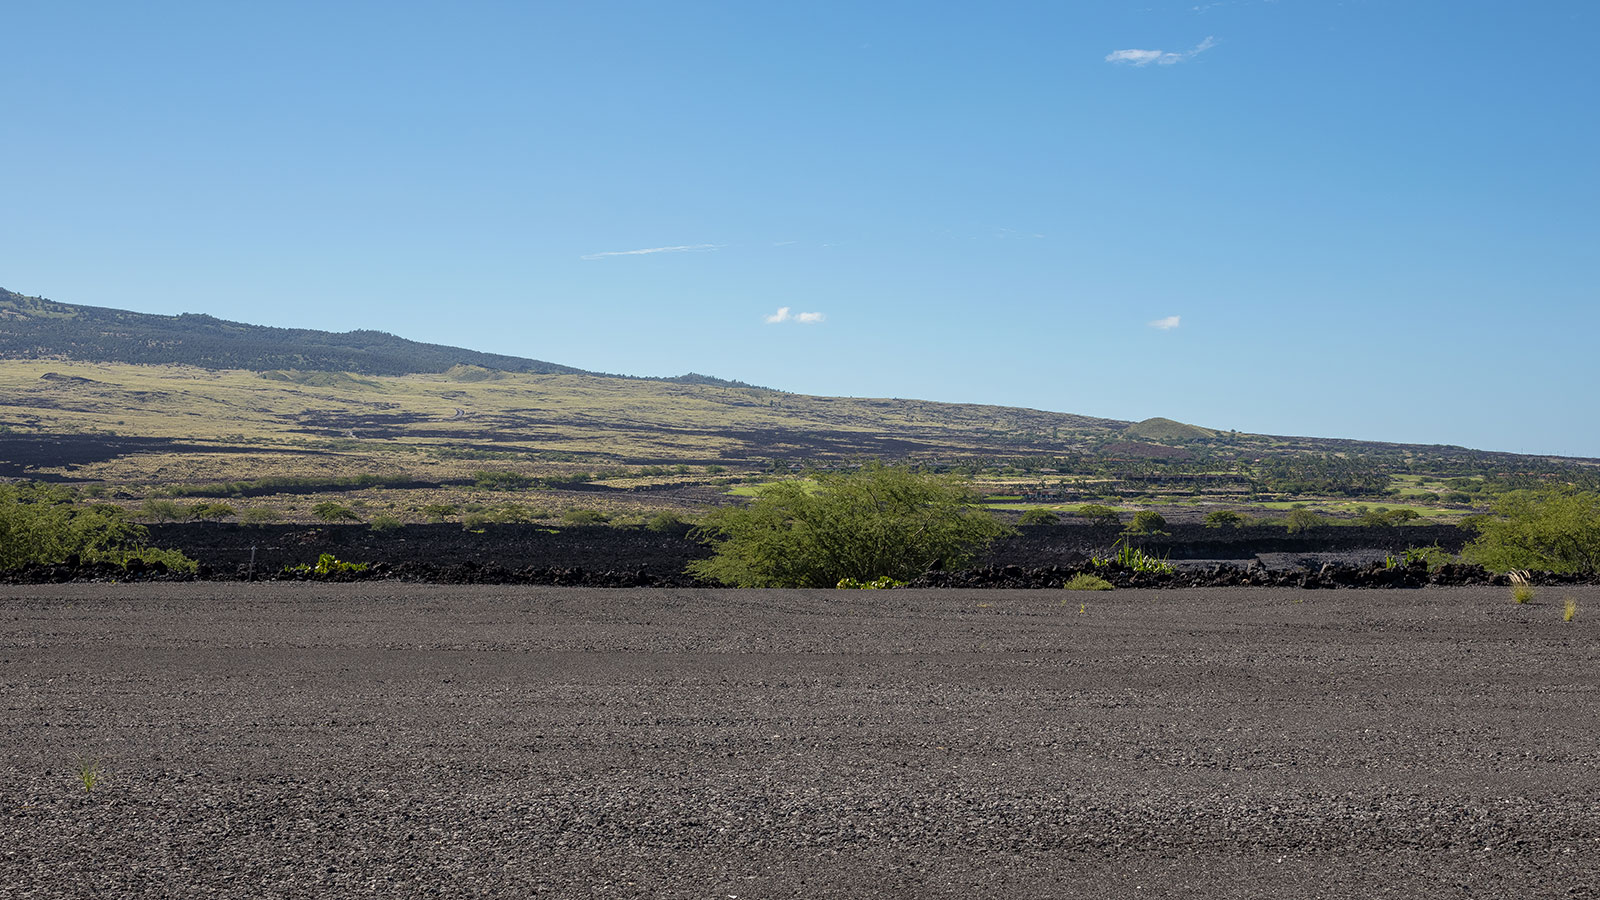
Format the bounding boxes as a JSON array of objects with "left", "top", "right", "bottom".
[
  {"left": 1149, "top": 315, "right": 1182, "bottom": 330},
  {"left": 581, "top": 243, "right": 721, "bottom": 260},
  {"left": 1106, "top": 36, "right": 1215, "bottom": 66},
  {"left": 765, "top": 307, "right": 825, "bottom": 325},
  {"left": 1106, "top": 49, "right": 1164, "bottom": 66}
]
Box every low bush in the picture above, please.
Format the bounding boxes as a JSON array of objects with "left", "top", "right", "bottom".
[
  {"left": 1063, "top": 573, "right": 1114, "bottom": 591},
  {"left": 100, "top": 546, "right": 200, "bottom": 574},
  {"left": 369, "top": 514, "right": 404, "bottom": 532},
  {"left": 0, "top": 483, "right": 188, "bottom": 570},
  {"left": 285, "top": 553, "right": 370, "bottom": 577},
  {"left": 312, "top": 502, "right": 359, "bottom": 523},
  {"left": 646, "top": 512, "right": 688, "bottom": 533},
  {"left": 836, "top": 575, "right": 906, "bottom": 589},
  {"left": 561, "top": 508, "right": 610, "bottom": 525}
]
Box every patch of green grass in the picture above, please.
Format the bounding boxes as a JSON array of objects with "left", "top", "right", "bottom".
[{"left": 1063, "top": 573, "right": 1114, "bottom": 591}]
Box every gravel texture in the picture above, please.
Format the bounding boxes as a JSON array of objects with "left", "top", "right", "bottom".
[{"left": 4, "top": 584, "right": 1599, "bottom": 898}]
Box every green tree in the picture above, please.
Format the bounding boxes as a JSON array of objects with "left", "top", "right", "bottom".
[
  {"left": 240, "top": 506, "right": 281, "bottom": 526},
  {"left": 140, "top": 498, "right": 184, "bottom": 522},
  {"left": 1203, "top": 510, "right": 1244, "bottom": 529},
  {"left": 688, "top": 463, "right": 1012, "bottom": 587},
  {"left": 187, "top": 502, "right": 236, "bottom": 522},
  {"left": 1286, "top": 508, "right": 1328, "bottom": 533},
  {"left": 1126, "top": 511, "right": 1168, "bottom": 535},
  {"left": 1463, "top": 488, "right": 1600, "bottom": 574},
  {"left": 1077, "top": 504, "right": 1120, "bottom": 526},
  {"left": 1018, "top": 508, "right": 1060, "bottom": 526}
]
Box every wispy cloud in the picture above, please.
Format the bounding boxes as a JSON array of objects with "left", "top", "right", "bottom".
[
  {"left": 581, "top": 243, "right": 722, "bottom": 260},
  {"left": 1149, "top": 315, "right": 1182, "bottom": 330},
  {"left": 765, "top": 306, "right": 825, "bottom": 325},
  {"left": 1106, "top": 36, "right": 1215, "bottom": 66}
]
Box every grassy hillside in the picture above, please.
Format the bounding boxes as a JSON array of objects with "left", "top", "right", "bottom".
[{"left": 2, "top": 289, "right": 1596, "bottom": 526}]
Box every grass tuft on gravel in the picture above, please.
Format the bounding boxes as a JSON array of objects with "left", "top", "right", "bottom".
[{"left": 1064, "top": 573, "right": 1114, "bottom": 591}]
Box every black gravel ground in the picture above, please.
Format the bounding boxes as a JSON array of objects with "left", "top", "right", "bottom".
[{"left": 4, "top": 584, "right": 1599, "bottom": 898}]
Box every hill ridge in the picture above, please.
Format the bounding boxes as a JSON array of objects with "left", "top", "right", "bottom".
[{"left": 0, "top": 287, "right": 761, "bottom": 388}]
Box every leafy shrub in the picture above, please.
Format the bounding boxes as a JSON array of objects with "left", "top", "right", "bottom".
[
  {"left": 689, "top": 463, "right": 1012, "bottom": 588},
  {"left": 1463, "top": 488, "right": 1600, "bottom": 574},
  {"left": 561, "top": 508, "right": 610, "bottom": 525},
  {"left": 1564, "top": 597, "right": 1578, "bottom": 622},
  {"left": 285, "top": 553, "right": 370, "bottom": 577},
  {"left": 1402, "top": 545, "right": 1455, "bottom": 571},
  {"left": 461, "top": 512, "right": 493, "bottom": 532},
  {"left": 1126, "top": 511, "right": 1168, "bottom": 535},
  {"left": 836, "top": 576, "right": 906, "bottom": 589},
  {"left": 1203, "top": 510, "right": 1245, "bottom": 529},
  {"left": 1018, "top": 509, "right": 1060, "bottom": 526},
  {"left": 473, "top": 470, "right": 535, "bottom": 491},
  {"left": 140, "top": 498, "right": 184, "bottom": 522},
  {"left": 369, "top": 514, "right": 404, "bottom": 532},
  {"left": 100, "top": 546, "right": 200, "bottom": 574},
  {"left": 0, "top": 484, "right": 179, "bottom": 570},
  {"left": 1063, "top": 573, "right": 1114, "bottom": 591},
  {"left": 312, "top": 501, "right": 359, "bottom": 523}
]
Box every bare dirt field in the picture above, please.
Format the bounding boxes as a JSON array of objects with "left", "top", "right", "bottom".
[{"left": 4, "top": 584, "right": 1598, "bottom": 898}]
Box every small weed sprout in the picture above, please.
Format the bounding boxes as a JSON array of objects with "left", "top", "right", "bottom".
[
  {"left": 1509, "top": 570, "right": 1534, "bottom": 604},
  {"left": 77, "top": 758, "right": 103, "bottom": 793},
  {"left": 1564, "top": 597, "right": 1578, "bottom": 622}
]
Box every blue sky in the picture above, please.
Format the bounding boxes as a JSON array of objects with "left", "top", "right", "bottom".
[{"left": 2, "top": 1, "right": 1596, "bottom": 456}]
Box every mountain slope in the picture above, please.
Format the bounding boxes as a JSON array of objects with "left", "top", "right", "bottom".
[{"left": 0, "top": 288, "right": 757, "bottom": 387}]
